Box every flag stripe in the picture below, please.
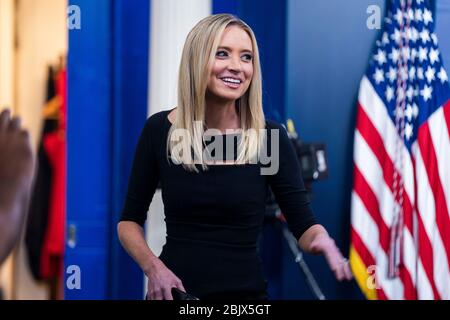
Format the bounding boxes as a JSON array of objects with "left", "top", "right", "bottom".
[
  {"left": 351, "top": 191, "right": 404, "bottom": 299},
  {"left": 354, "top": 105, "right": 425, "bottom": 296},
  {"left": 353, "top": 129, "right": 417, "bottom": 299},
  {"left": 358, "top": 77, "right": 415, "bottom": 201},
  {"left": 353, "top": 165, "right": 390, "bottom": 252},
  {"left": 415, "top": 125, "right": 450, "bottom": 299},
  {"left": 417, "top": 124, "right": 450, "bottom": 267},
  {"left": 443, "top": 101, "right": 450, "bottom": 138},
  {"left": 428, "top": 106, "right": 450, "bottom": 223},
  {"left": 350, "top": 229, "right": 382, "bottom": 300},
  {"left": 353, "top": 130, "right": 395, "bottom": 229},
  {"left": 399, "top": 264, "right": 416, "bottom": 300},
  {"left": 412, "top": 143, "right": 443, "bottom": 299},
  {"left": 402, "top": 228, "right": 418, "bottom": 299},
  {"left": 355, "top": 104, "right": 414, "bottom": 232},
  {"left": 417, "top": 258, "right": 435, "bottom": 299},
  {"left": 357, "top": 82, "right": 418, "bottom": 273}
]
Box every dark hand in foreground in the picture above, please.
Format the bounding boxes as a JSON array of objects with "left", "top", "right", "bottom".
[{"left": 0, "top": 109, "right": 35, "bottom": 264}]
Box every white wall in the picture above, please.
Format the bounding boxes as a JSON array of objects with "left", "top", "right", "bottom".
[
  {"left": 144, "top": 0, "right": 211, "bottom": 297},
  {"left": 15, "top": 0, "right": 68, "bottom": 148},
  {"left": 148, "top": 0, "right": 212, "bottom": 115},
  {"left": 0, "top": 0, "right": 15, "bottom": 111}
]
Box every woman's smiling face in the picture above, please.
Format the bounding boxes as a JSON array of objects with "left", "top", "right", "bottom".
[{"left": 206, "top": 25, "right": 254, "bottom": 102}]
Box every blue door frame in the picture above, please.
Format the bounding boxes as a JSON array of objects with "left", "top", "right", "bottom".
[{"left": 66, "top": 0, "right": 149, "bottom": 299}]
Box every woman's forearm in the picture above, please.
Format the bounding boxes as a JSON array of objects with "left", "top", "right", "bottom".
[{"left": 117, "top": 221, "right": 161, "bottom": 276}]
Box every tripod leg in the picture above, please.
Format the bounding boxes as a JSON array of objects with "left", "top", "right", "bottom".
[{"left": 282, "top": 227, "right": 326, "bottom": 300}]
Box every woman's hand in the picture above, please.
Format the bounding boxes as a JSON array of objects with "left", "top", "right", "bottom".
[
  {"left": 146, "top": 258, "right": 185, "bottom": 300},
  {"left": 309, "top": 233, "right": 353, "bottom": 281},
  {"left": 117, "top": 222, "right": 185, "bottom": 300}
]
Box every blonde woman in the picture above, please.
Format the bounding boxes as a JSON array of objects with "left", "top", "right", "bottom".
[{"left": 118, "top": 14, "right": 352, "bottom": 300}]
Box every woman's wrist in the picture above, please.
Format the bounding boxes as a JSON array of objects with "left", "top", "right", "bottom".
[
  {"left": 307, "top": 231, "right": 336, "bottom": 255},
  {"left": 142, "top": 255, "right": 163, "bottom": 276}
]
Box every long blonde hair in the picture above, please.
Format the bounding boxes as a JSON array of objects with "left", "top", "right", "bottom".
[{"left": 167, "top": 14, "right": 265, "bottom": 171}]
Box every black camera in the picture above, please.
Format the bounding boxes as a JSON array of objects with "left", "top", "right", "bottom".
[{"left": 286, "top": 120, "right": 328, "bottom": 183}]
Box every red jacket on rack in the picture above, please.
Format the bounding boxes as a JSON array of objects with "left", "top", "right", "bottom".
[{"left": 40, "top": 68, "right": 67, "bottom": 281}]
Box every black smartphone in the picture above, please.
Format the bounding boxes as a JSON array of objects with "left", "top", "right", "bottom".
[{"left": 171, "top": 288, "right": 199, "bottom": 300}]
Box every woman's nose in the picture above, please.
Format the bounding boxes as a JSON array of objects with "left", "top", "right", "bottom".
[{"left": 228, "top": 56, "right": 241, "bottom": 72}]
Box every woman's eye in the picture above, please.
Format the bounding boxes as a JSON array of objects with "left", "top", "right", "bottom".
[
  {"left": 216, "top": 50, "right": 228, "bottom": 58},
  {"left": 242, "top": 54, "right": 253, "bottom": 61}
]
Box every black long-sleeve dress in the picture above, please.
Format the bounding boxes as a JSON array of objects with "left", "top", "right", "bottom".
[{"left": 120, "top": 110, "right": 317, "bottom": 300}]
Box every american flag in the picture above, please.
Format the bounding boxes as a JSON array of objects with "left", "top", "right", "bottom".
[{"left": 350, "top": 0, "right": 450, "bottom": 299}]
